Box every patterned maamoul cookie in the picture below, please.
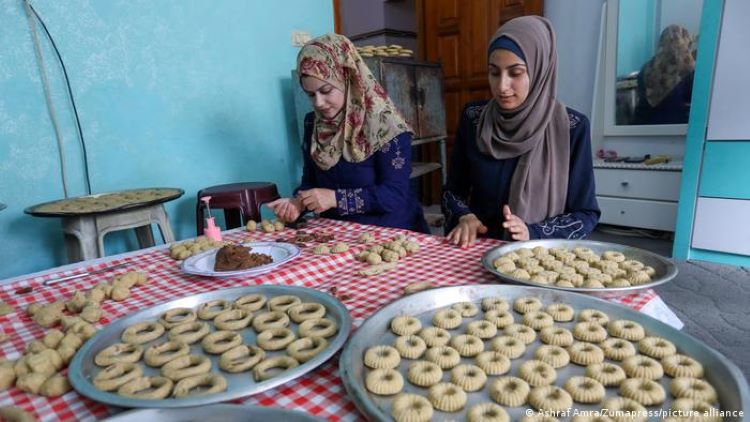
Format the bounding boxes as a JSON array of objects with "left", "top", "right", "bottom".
[
  {"left": 495, "top": 262, "right": 515, "bottom": 274},
  {"left": 619, "top": 259, "right": 644, "bottom": 272},
  {"left": 451, "top": 364, "right": 488, "bottom": 391},
  {"left": 622, "top": 355, "right": 664, "bottom": 380},
  {"left": 449, "top": 334, "right": 484, "bottom": 357},
  {"left": 532, "top": 245, "right": 549, "bottom": 256},
  {"left": 504, "top": 323, "right": 537, "bottom": 344},
  {"left": 670, "top": 398, "right": 722, "bottom": 422},
  {"left": 466, "top": 320, "right": 498, "bottom": 338},
  {"left": 540, "top": 326, "right": 574, "bottom": 347},
  {"left": 670, "top": 377, "right": 718, "bottom": 403},
  {"left": 530, "top": 274, "right": 551, "bottom": 284},
  {"left": 558, "top": 253, "right": 577, "bottom": 265},
  {"left": 432, "top": 309, "right": 462, "bottom": 329},
  {"left": 406, "top": 361, "right": 443, "bottom": 387},
  {"left": 391, "top": 316, "right": 422, "bottom": 336},
  {"left": 573, "top": 247, "right": 595, "bottom": 257},
  {"left": 394, "top": 335, "right": 427, "bottom": 359},
  {"left": 602, "top": 251, "right": 626, "bottom": 262},
  {"left": 522, "top": 311, "right": 555, "bottom": 330},
  {"left": 534, "top": 345, "right": 570, "bottom": 368},
  {"left": 424, "top": 346, "right": 461, "bottom": 369},
  {"left": 638, "top": 336, "right": 677, "bottom": 358},
  {"left": 493, "top": 257, "right": 515, "bottom": 271},
  {"left": 475, "top": 351, "right": 511, "bottom": 375},
  {"left": 489, "top": 376, "right": 530, "bottom": 407},
  {"left": 577, "top": 309, "right": 610, "bottom": 325},
  {"left": 511, "top": 269, "right": 531, "bottom": 280},
  {"left": 563, "top": 376, "right": 606, "bottom": 403},
  {"left": 620, "top": 378, "right": 666, "bottom": 406},
  {"left": 466, "top": 403, "right": 509, "bottom": 422},
  {"left": 582, "top": 278, "right": 605, "bottom": 289},
  {"left": 599, "top": 338, "right": 637, "bottom": 361},
  {"left": 528, "top": 385, "right": 573, "bottom": 412},
  {"left": 585, "top": 362, "right": 627, "bottom": 387},
  {"left": 628, "top": 271, "right": 651, "bottom": 285},
  {"left": 418, "top": 327, "right": 450, "bottom": 347},
  {"left": 516, "top": 248, "right": 534, "bottom": 258},
  {"left": 607, "top": 278, "right": 632, "bottom": 288},
  {"left": 365, "top": 368, "right": 404, "bottom": 395},
  {"left": 542, "top": 259, "right": 564, "bottom": 271},
  {"left": 490, "top": 335, "right": 526, "bottom": 359},
  {"left": 516, "top": 257, "right": 539, "bottom": 269},
  {"left": 661, "top": 354, "right": 704, "bottom": 378},
  {"left": 428, "top": 382, "right": 467, "bottom": 412},
  {"left": 568, "top": 342, "right": 605, "bottom": 365},
  {"left": 513, "top": 297, "right": 543, "bottom": 314},
  {"left": 364, "top": 345, "right": 401, "bottom": 369},
  {"left": 548, "top": 247, "right": 567, "bottom": 258},
  {"left": 607, "top": 319, "right": 645, "bottom": 341},
  {"left": 451, "top": 302, "right": 479, "bottom": 317},
  {"left": 481, "top": 297, "right": 509, "bottom": 312},
  {"left": 391, "top": 393, "right": 433, "bottom": 422},
  {"left": 484, "top": 309, "right": 514, "bottom": 328},
  {"left": 570, "top": 260, "right": 590, "bottom": 273},
  {"left": 601, "top": 397, "right": 647, "bottom": 422},
  {"left": 518, "top": 359, "right": 557, "bottom": 387},
  {"left": 545, "top": 304, "right": 575, "bottom": 322},
  {"left": 573, "top": 321, "right": 608, "bottom": 343}
]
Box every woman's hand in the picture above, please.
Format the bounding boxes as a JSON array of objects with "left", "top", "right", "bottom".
[
  {"left": 446, "top": 213, "right": 488, "bottom": 248},
  {"left": 298, "top": 188, "right": 337, "bottom": 214},
  {"left": 266, "top": 197, "right": 304, "bottom": 223},
  {"left": 502, "top": 205, "right": 529, "bottom": 241}
]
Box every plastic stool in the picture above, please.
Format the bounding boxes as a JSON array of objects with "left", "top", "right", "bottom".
[{"left": 196, "top": 182, "right": 280, "bottom": 235}]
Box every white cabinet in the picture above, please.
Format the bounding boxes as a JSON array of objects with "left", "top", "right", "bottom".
[{"left": 692, "top": 197, "right": 750, "bottom": 256}]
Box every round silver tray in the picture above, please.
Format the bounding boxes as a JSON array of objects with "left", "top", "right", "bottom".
[
  {"left": 340, "top": 285, "right": 749, "bottom": 421},
  {"left": 70, "top": 285, "right": 352, "bottom": 408},
  {"left": 103, "top": 403, "right": 324, "bottom": 421},
  {"left": 482, "top": 239, "right": 679, "bottom": 296}
]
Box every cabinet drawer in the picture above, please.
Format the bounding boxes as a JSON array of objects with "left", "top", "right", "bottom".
[
  {"left": 597, "top": 196, "right": 678, "bottom": 231},
  {"left": 692, "top": 197, "right": 750, "bottom": 256},
  {"left": 594, "top": 169, "right": 681, "bottom": 201}
]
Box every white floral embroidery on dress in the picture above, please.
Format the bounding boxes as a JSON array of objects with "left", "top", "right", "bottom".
[
  {"left": 336, "top": 188, "right": 349, "bottom": 214},
  {"left": 568, "top": 111, "right": 581, "bottom": 129}
]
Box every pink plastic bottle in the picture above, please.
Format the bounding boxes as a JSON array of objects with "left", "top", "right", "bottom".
[{"left": 200, "top": 196, "right": 222, "bottom": 242}]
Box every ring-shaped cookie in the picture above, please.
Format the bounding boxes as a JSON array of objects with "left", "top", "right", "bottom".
[
  {"left": 197, "top": 300, "right": 231, "bottom": 320},
  {"left": 298, "top": 318, "right": 338, "bottom": 338},
  {"left": 256, "top": 328, "right": 296, "bottom": 351},
  {"left": 117, "top": 376, "right": 173, "bottom": 399},
  {"left": 234, "top": 294, "right": 267, "bottom": 312},
  {"left": 253, "top": 356, "right": 300, "bottom": 382},
  {"left": 121, "top": 322, "right": 165, "bottom": 345},
  {"left": 213, "top": 309, "right": 252, "bottom": 331},
  {"left": 160, "top": 354, "right": 212, "bottom": 381},
  {"left": 286, "top": 337, "right": 328, "bottom": 362},
  {"left": 172, "top": 373, "right": 228, "bottom": 397},
  {"left": 93, "top": 362, "right": 143, "bottom": 391},
  {"left": 159, "top": 308, "right": 196, "bottom": 329},
  {"left": 144, "top": 340, "right": 190, "bottom": 367},
  {"left": 168, "top": 321, "right": 210, "bottom": 344},
  {"left": 219, "top": 345, "right": 266, "bottom": 372},
  {"left": 201, "top": 331, "right": 242, "bottom": 354},
  {"left": 252, "top": 311, "right": 290, "bottom": 332},
  {"left": 288, "top": 303, "right": 326, "bottom": 323},
  {"left": 267, "top": 295, "right": 302, "bottom": 312},
  {"left": 95, "top": 343, "right": 144, "bottom": 367}
]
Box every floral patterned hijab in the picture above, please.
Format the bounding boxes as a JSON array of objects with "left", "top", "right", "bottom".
[
  {"left": 297, "top": 34, "right": 410, "bottom": 170},
  {"left": 642, "top": 25, "right": 696, "bottom": 107}
]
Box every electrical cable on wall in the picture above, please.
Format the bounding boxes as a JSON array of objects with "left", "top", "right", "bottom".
[{"left": 24, "top": 0, "right": 93, "bottom": 196}]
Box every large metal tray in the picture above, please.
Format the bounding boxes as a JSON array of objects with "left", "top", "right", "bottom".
[
  {"left": 103, "top": 403, "right": 324, "bottom": 421},
  {"left": 482, "top": 239, "right": 679, "bottom": 296},
  {"left": 340, "top": 285, "right": 749, "bottom": 421},
  {"left": 70, "top": 285, "right": 352, "bottom": 408}
]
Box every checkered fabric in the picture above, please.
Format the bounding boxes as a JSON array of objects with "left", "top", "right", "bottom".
[{"left": 0, "top": 218, "right": 659, "bottom": 421}]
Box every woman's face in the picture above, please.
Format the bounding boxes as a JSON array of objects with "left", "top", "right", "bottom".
[
  {"left": 301, "top": 76, "right": 345, "bottom": 119},
  {"left": 488, "top": 49, "right": 530, "bottom": 110}
]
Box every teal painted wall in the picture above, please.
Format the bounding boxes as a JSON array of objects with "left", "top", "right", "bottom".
[
  {"left": 0, "top": 0, "right": 333, "bottom": 279},
  {"left": 698, "top": 141, "right": 750, "bottom": 199},
  {"left": 616, "top": 0, "right": 655, "bottom": 76}
]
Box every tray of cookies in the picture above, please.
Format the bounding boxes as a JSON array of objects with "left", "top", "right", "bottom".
[
  {"left": 339, "top": 285, "right": 749, "bottom": 421},
  {"left": 68, "top": 285, "right": 351, "bottom": 408},
  {"left": 482, "top": 239, "right": 678, "bottom": 296}
]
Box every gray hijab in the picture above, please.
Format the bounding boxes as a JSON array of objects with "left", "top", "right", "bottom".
[{"left": 477, "top": 16, "right": 570, "bottom": 225}]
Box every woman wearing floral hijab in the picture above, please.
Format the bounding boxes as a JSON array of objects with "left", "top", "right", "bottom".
[
  {"left": 443, "top": 16, "right": 600, "bottom": 246},
  {"left": 268, "top": 34, "right": 428, "bottom": 232}
]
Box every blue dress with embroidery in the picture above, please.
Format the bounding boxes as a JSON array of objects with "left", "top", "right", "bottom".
[
  {"left": 297, "top": 113, "right": 429, "bottom": 233},
  {"left": 442, "top": 101, "right": 600, "bottom": 240}
]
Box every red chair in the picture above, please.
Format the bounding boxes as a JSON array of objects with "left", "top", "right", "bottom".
[{"left": 196, "top": 182, "right": 280, "bottom": 235}]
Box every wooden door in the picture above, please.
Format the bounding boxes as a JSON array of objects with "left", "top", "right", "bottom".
[{"left": 417, "top": 0, "right": 543, "bottom": 203}]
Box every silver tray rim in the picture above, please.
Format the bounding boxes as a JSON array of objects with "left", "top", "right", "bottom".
[
  {"left": 180, "top": 242, "right": 301, "bottom": 278},
  {"left": 339, "top": 284, "right": 750, "bottom": 422},
  {"left": 481, "top": 239, "right": 679, "bottom": 296},
  {"left": 102, "top": 403, "right": 324, "bottom": 421},
  {"left": 70, "top": 285, "right": 352, "bottom": 408}
]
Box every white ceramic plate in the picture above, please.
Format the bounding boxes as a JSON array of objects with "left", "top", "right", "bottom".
[{"left": 180, "top": 242, "right": 300, "bottom": 277}]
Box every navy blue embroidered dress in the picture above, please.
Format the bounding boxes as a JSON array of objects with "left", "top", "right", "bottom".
[
  {"left": 442, "top": 101, "right": 600, "bottom": 240},
  {"left": 297, "top": 113, "right": 429, "bottom": 233}
]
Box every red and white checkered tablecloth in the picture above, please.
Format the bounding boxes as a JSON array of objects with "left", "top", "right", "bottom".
[{"left": 0, "top": 218, "right": 663, "bottom": 421}]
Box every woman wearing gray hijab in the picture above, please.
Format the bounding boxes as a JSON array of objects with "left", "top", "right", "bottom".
[{"left": 443, "top": 16, "right": 599, "bottom": 247}]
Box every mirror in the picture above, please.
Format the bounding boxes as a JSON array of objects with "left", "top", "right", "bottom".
[{"left": 601, "top": 0, "right": 702, "bottom": 136}]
